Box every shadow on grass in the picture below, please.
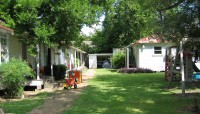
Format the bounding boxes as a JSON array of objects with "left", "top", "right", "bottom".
[
  {"left": 107, "top": 69, "right": 118, "bottom": 72},
  {"left": 63, "top": 69, "right": 200, "bottom": 114},
  {"left": 0, "top": 92, "right": 51, "bottom": 114}
]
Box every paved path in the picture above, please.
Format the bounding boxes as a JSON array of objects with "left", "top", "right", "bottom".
[{"left": 27, "top": 69, "right": 94, "bottom": 114}]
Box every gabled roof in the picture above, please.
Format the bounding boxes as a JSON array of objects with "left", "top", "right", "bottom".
[
  {"left": 122, "top": 35, "right": 172, "bottom": 49},
  {"left": 134, "top": 36, "right": 162, "bottom": 44},
  {"left": 0, "top": 20, "right": 14, "bottom": 34}
]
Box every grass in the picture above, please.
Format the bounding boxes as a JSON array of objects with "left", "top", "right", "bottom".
[
  {"left": 0, "top": 92, "right": 50, "bottom": 114},
  {"left": 62, "top": 69, "right": 200, "bottom": 114}
]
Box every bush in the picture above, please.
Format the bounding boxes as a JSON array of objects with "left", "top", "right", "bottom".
[
  {"left": 117, "top": 68, "right": 153, "bottom": 73},
  {"left": 0, "top": 58, "right": 34, "bottom": 98},
  {"left": 112, "top": 51, "right": 125, "bottom": 68},
  {"left": 44, "top": 65, "right": 51, "bottom": 76},
  {"left": 53, "top": 64, "right": 67, "bottom": 80}
]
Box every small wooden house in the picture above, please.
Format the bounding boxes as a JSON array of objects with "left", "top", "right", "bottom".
[{"left": 126, "top": 36, "right": 175, "bottom": 71}]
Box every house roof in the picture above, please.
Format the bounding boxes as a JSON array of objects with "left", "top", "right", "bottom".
[
  {"left": 70, "top": 46, "right": 86, "bottom": 54},
  {"left": 134, "top": 36, "right": 162, "bottom": 44},
  {"left": 122, "top": 35, "right": 171, "bottom": 49},
  {"left": 0, "top": 25, "right": 13, "bottom": 32}
]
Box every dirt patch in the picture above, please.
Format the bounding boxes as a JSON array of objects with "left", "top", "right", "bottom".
[{"left": 26, "top": 69, "right": 94, "bottom": 114}]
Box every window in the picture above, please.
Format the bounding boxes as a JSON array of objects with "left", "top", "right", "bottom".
[
  {"left": 0, "top": 33, "right": 8, "bottom": 63},
  {"left": 154, "top": 46, "right": 162, "bottom": 54}
]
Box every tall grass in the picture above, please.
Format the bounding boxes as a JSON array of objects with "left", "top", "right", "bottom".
[{"left": 63, "top": 69, "right": 199, "bottom": 114}]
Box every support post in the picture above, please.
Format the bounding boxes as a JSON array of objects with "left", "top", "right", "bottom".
[
  {"left": 127, "top": 48, "right": 129, "bottom": 68},
  {"left": 51, "top": 48, "right": 53, "bottom": 76},
  {"left": 180, "top": 40, "right": 185, "bottom": 95},
  {"left": 75, "top": 50, "right": 76, "bottom": 69},
  {"left": 69, "top": 49, "right": 72, "bottom": 70},
  {"left": 80, "top": 53, "right": 83, "bottom": 66},
  {"left": 36, "top": 44, "right": 40, "bottom": 80}
]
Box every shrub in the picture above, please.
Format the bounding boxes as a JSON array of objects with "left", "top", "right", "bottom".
[
  {"left": 53, "top": 64, "right": 67, "bottom": 80},
  {"left": 0, "top": 58, "right": 34, "bottom": 98},
  {"left": 112, "top": 51, "right": 125, "bottom": 68},
  {"left": 117, "top": 68, "right": 153, "bottom": 73},
  {"left": 44, "top": 65, "right": 51, "bottom": 76}
]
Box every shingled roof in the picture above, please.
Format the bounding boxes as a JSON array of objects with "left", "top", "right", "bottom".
[
  {"left": 0, "top": 25, "right": 14, "bottom": 32},
  {"left": 134, "top": 36, "right": 162, "bottom": 44},
  {"left": 0, "top": 20, "right": 14, "bottom": 32}
]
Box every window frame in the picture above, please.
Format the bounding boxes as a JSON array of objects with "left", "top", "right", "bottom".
[
  {"left": 154, "top": 46, "right": 162, "bottom": 55},
  {"left": 0, "top": 33, "right": 8, "bottom": 64}
]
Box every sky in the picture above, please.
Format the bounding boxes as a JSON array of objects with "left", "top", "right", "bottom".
[{"left": 81, "top": 15, "right": 105, "bottom": 36}]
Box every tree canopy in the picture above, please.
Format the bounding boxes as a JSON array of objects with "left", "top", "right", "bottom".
[
  {"left": 1, "top": 0, "right": 199, "bottom": 54},
  {"left": 91, "top": 0, "right": 156, "bottom": 53},
  {"left": 151, "top": 0, "right": 200, "bottom": 42},
  {"left": 0, "top": 0, "right": 104, "bottom": 55},
  {"left": 90, "top": 0, "right": 200, "bottom": 53}
]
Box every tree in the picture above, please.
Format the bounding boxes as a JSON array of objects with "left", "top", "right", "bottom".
[
  {"left": 151, "top": 0, "right": 200, "bottom": 42},
  {"left": 0, "top": 0, "right": 104, "bottom": 54},
  {"left": 91, "top": 0, "right": 156, "bottom": 53}
]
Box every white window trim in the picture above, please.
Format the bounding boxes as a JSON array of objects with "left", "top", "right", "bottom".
[
  {"left": 153, "top": 46, "right": 162, "bottom": 56},
  {"left": 0, "top": 33, "right": 9, "bottom": 64}
]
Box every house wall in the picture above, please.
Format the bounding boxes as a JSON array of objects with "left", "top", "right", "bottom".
[
  {"left": 38, "top": 44, "right": 50, "bottom": 68},
  {"left": 89, "top": 54, "right": 97, "bottom": 69},
  {"left": 135, "top": 43, "right": 173, "bottom": 71},
  {"left": 66, "top": 48, "right": 86, "bottom": 70},
  {"left": 133, "top": 45, "right": 140, "bottom": 68},
  {"left": 8, "top": 36, "right": 22, "bottom": 59},
  {"left": 51, "top": 47, "right": 66, "bottom": 65},
  {"left": 66, "top": 48, "right": 74, "bottom": 69}
]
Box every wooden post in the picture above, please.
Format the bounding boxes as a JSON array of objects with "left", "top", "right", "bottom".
[
  {"left": 69, "top": 49, "right": 72, "bottom": 70},
  {"left": 180, "top": 40, "right": 185, "bottom": 95},
  {"left": 127, "top": 48, "right": 129, "bottom": 68},
  {"left": 51, "top": 48, "right": 54, "bottom": 76},
  {"left": 125, "top": 49, "right": 127, "bottom": 68},
  {"left": 36, "top": 44, "right": 40, "bottom": 80},
  {"left": 80, "top": 53, "right": 83, "bottom": 66},
  {"left": 75, "top": 50, "right": 77, "bottom": 69}
]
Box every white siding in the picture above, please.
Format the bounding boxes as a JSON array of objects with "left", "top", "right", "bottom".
[
  {"left": 137, "top": 44, "right": 172, "bottom": 71},
  {"left": 8, "top": 36, "right": 22, "bottom": 59},
  {"left": 89, "top": 55, "right": 97, "bottom": 69},
  {"left": 133, "top": 45, "right": 140, "bottom": 68}
]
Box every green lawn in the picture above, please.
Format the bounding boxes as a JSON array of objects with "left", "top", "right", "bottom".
[
  {"left": 0, "top": 92, "right": 50, "bottom": 114},
  {"left": 63, "top": 69, "right": 200, "bottom": 114},
  {"left": 0, "top": 69, "right": 199, "bottom": 114}
]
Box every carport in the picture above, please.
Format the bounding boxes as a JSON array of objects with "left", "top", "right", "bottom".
[{"left": 88, "top": 53, "right": 113, "bottom": 69}]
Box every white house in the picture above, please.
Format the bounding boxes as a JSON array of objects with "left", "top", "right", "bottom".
[
  {"left": 0, "top": 23, "right": 87, "bottom": 90},
  {"left": 0, "top": 24, "right": 14, "bottom": 64},
  {"left": 125, "top": 36, "right": 175, "bottom": 71},
  {"left": 66, "top": 46, "right": 86, "bottom": 70}
]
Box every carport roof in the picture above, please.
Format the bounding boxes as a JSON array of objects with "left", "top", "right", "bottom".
[
  {"left": 88, "top": 53, "right": 113, "bottom": 56},
  {"left": 70, "top": 46, "right": 86, "bottom": 53}
]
